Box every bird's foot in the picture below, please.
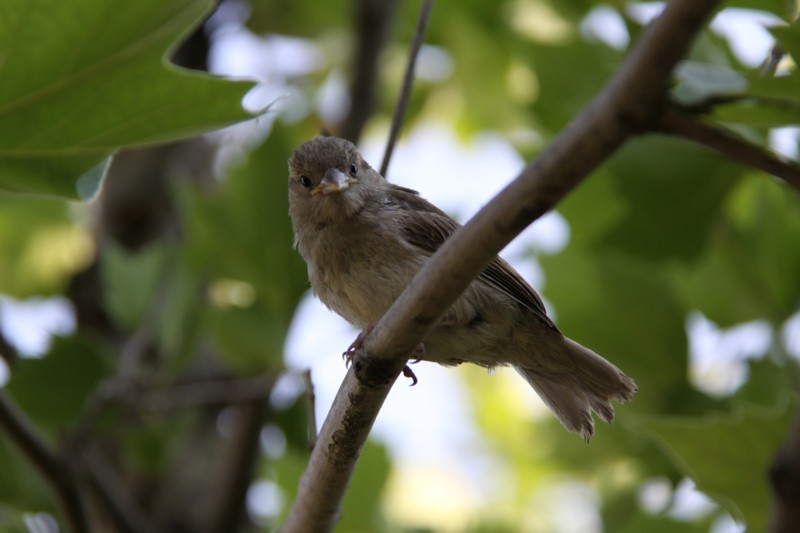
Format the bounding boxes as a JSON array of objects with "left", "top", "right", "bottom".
[
  {"left": 343, "top": 324, "right": 375, "bottom": 367},
  {"left": 343, "top": 325, "right": 422, "bottom": 386},
  {"left": 400, "top": 342, "right": 425, "bottom": 385}
]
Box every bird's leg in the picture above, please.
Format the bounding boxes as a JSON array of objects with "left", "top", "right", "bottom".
[
  {"left": 343, "top": 325, "right": 422, "bottom": 386},
  {"left": 343, "top": 324, "right": 374, "bottom": 367},
  {"left": 409, "top": 342, "right": 425, "bottom": 364}
]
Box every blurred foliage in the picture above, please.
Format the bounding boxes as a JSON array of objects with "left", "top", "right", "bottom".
[
  {"left": 638, "top": 402, "right": 795, "bottom": 532},
  {"left": 0, "top": 0, "right": 799, "bottom": 532},
  {"left": 181, "top": 125, "right": 309, "bottom": 371}
]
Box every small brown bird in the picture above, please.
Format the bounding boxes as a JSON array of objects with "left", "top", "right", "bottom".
[{"left": 288, "top": 136, "right": 636, "bottom": 440}]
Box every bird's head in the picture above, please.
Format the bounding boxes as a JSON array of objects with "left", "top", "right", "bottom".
[{"left": 288, "top": 136, "right": 380, "bottom": 225}]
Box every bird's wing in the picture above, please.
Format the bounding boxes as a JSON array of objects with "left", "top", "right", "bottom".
[{"left": 389, "top": 185, "right": 557, "bottom": 331}]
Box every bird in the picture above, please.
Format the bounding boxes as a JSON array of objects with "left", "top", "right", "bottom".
[{"left": 287, "top": 136, "right": 636, "bottom": 440}]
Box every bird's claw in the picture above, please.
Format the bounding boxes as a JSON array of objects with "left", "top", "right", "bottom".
[
  {"left": 402, "top": 342, "right": 424, "bottom": 385},
  {"left": 343, "top": 326, "right": 421, "bottom": 386},
  {"left": 343, "top": 324, "right": 375, "bottom": 367},
  {"left": 402, "top": 365, "right": 418, "bottom": 386}
]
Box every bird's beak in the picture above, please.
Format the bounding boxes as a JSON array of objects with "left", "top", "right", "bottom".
[{"left": 312, "top": 168, "right": 356, "bottom": 196}]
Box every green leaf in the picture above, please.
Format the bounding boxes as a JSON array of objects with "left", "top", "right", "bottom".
[
  {"left": 714, "top": 100, "right": 800, "bottom": 127},
  {"left": 672, "top": 61, "right": 749, "bottom": 105},
  {"left": 0, "top": 0, "right": 259, "bottom": 198},
  {"left": 716, "top": 21, "right": 800, "bottom": 128},
  {"left": 604, "top": 494, "right": 713, "bottom": 533},
  {"left": 0, "top": 438, "right": 53, "bottom": 515},
  {"left": 541, "top": 165, "right": 718, "bottom": 416},
  {"left": 747, "top": 74, "right": 800, "bottom": 101},
  {"left": 5, "top": 335, "right": 107, "bottom": 428},
  {"left": 184, "top": 125, "right": 308, "bottom": 371},
  {"left": 540, "top": 240, "right": 698, "bottom": 415},
  {"left": 157, "top": 266, "right": 203, "bottom": 370},
  {"left": 0, "top": 154, "right": 112, "bottom": 200},
  {"left": 271, "top": 440, "right": 389, "bottom": 529},
  {"left": 602, "top": 137, "right": 743, "bottom": 262},
  {"left": 736, "top": 357, "right": 797, "bottom": 407},
  {"left": 770, "top": 22, "right": 800, "bottom": 66},
  {"left": 339, "top": 440, "right": 391, "bottom": 531},
  {"left": 525, "top": 32, "right": 622, "bottom": 134},
  {"left": 0, "top": 194, "right": 88, "bottom": 297},
  {"left": 269, "top": 439, "right": 391, "bottom": 531},
  {"left": 101, "top": 241, "right": 170, "bottom": 330},
  {"left": 636, "top": 401, "right": 795, "bottom": 532},
  {"left": 673, "top": 175, "right": 800, "bottom": 326}
]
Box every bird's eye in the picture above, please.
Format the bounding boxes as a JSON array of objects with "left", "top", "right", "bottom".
[
  {"left": 349, "top": 163, "right": 358, "bottom": 176},
  {"left": 299, "top": 175, "right": 312, "bottom": 188}
]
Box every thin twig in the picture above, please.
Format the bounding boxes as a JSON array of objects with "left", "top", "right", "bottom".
[
  {"left": 303, "top": 369, "right": 318, "bottom": 450},
  {"left": 137, "top": 374, "right": 277, "bottom": 412},
  {"left": 0, "top": 392, "right": 90, "bottom": 532},
  {"left": 657, "top": 104, "right": 800, "bottom": 190},
  {"left": 379, "top": 0, "right": 436, "bottom": 177},
  {"left": 282, "top": 2, "right": 720, "bottom": 531}
]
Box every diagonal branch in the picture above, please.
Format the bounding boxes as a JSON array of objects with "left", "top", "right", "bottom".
[
  {"left": 282, "top": 1, "right": 720, "bottom": 531},
  {"left": 656, "top": 104, "right": 800, "bottom": 190},
  {"left": 81, "top": 446, "right": 160, "bottom": 533},
  {"left": 0, "top": 392, "right": 90, "bottom": 533}
]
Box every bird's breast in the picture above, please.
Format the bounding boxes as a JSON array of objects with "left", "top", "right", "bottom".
[{"left": 297, "top": 219, "right": 425, "bottom": 329}]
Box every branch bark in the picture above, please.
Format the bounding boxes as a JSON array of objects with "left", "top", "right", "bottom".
[
  {"left": 657, "top": 104, "right": 800, "bottom": 190},
  {"left": 769, "top": 407, "right": 800, "bottom": 532},
  {"left": 0, "top": 392, "right": 90, "bottom": 533},
  {"left": 282, "top": 1, "right": 720, "bottom": 531}
]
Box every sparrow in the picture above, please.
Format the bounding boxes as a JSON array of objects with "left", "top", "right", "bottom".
[{"left": 287, "top": 136, "right": 636, "bottom": 440}]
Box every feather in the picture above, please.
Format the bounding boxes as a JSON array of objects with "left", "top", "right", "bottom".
[{"left": 387, "top": 184, "right": 557, "bottom": 331}]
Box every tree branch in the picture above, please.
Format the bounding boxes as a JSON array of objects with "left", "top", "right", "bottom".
[
  {"left": 0, "top": 392, "right": 90, "bottom": 533},
  {"left": 136, "top": 374, "right": 276, "bottom": 412},
  {"left": 769, "top": 407, "right": 800, "bottom": 532},
  {"left": 380, "top": 0, "right": 436, "bottom": 177},
  {"left": 282, "top": 1, "right": 720, "bottom": 531},
  {"left": 657, "top": 104, "right": 800, "bottom": 190},
  {"left": 81, "top": 446, "right": 160, "bottom": 533},
  {"left": 338, "top": 0, "right": 400, "bottom": 143},
  {"left": 208, "top": 399, "right": 268, "bottom": 533}
]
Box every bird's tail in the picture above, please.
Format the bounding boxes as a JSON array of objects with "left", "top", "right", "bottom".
[{"left": 514, "top": 338, "right": 636, "bottom": 441}]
